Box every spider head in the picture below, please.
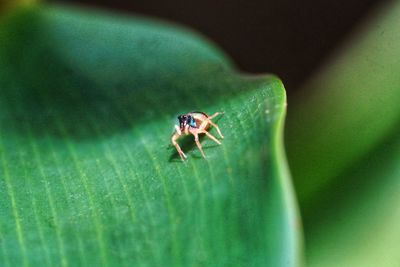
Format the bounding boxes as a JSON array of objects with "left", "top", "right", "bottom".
[{"left": 177, "top": 114, "right": 192, "bottom": 130}]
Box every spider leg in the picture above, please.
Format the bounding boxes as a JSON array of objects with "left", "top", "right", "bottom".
[
  {"left": 208, "top": 111, "right": 224, "bottom": 120},
  {"left": 171, "top": 132, "right": 187, "bottom": 161},
  {"left": 202, "top": 130, "right": 222, "bottom": 145},
  {"left": 193, "top": 133, "right": 206, "bottom": 158},
  {"left": 207, "top": 120, "right": 224, "bottom": 139},
  {"left": 174, "top": 125, "right": 182, "bottom": 135}
]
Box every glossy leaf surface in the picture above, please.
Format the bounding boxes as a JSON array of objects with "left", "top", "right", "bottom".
[{"left": 0, "top": 5, "right": 301, "bottom": 267}]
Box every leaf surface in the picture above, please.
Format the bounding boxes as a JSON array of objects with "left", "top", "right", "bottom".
[{"left": 0, "top": 5, "right": 301, "bottom": 267}]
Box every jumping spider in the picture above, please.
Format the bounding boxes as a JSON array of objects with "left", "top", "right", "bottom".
[{"left": 171, "top": 111, "right": 224, "bottom": 161}]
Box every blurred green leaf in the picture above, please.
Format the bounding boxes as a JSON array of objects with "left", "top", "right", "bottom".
[
  {"left": 306, "top": 129, "right": 400, "bottom": 267},
  {"left": 0, "top": 5, "right": 302, "bottom": 267},
  {"left": 286, "top": 1, "right": 400, "bottom": 207},
  {"left": 286, "top": 1, "right": 400, "bottom": 266},
  {"left": 0, "top": 0, "right": 37, "bottom": 14}
]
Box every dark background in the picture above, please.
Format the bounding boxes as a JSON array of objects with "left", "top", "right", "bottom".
[{"left": 56, "top": 0, "right": 380, "bottom": 93}]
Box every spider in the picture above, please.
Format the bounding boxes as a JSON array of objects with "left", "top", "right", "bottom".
[{"left": 171, "top": 111, "right": 224, "bottom": 161}]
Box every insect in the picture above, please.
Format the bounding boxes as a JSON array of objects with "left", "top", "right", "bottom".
[{"left": 171, "top": 111, "right": 224, "bottom": 161}]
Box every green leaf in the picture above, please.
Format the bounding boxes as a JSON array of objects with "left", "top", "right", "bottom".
[
  {"left": 0, "top": 5, "right": 302, "bottom": 267},
  {"left": 285, "top": 2, "right": 400, "bottom": 266},
  {"left": 0, "top": 0, "right": 38, "bottom": 14},
  {"left": 286, "top": 1, "right": 400, "bottom": 206},
  {"left": 306, "top": 129, "right": 400, "bottom": 267}
]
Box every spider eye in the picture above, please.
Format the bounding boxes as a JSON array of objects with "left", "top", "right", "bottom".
[{"left": 178, "top": 115, "right": 188, "bottom": 127}]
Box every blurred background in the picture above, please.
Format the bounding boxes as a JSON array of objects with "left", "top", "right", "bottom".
[{"left": 55, "top": 0, "right": 381, "bottom": 94}]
